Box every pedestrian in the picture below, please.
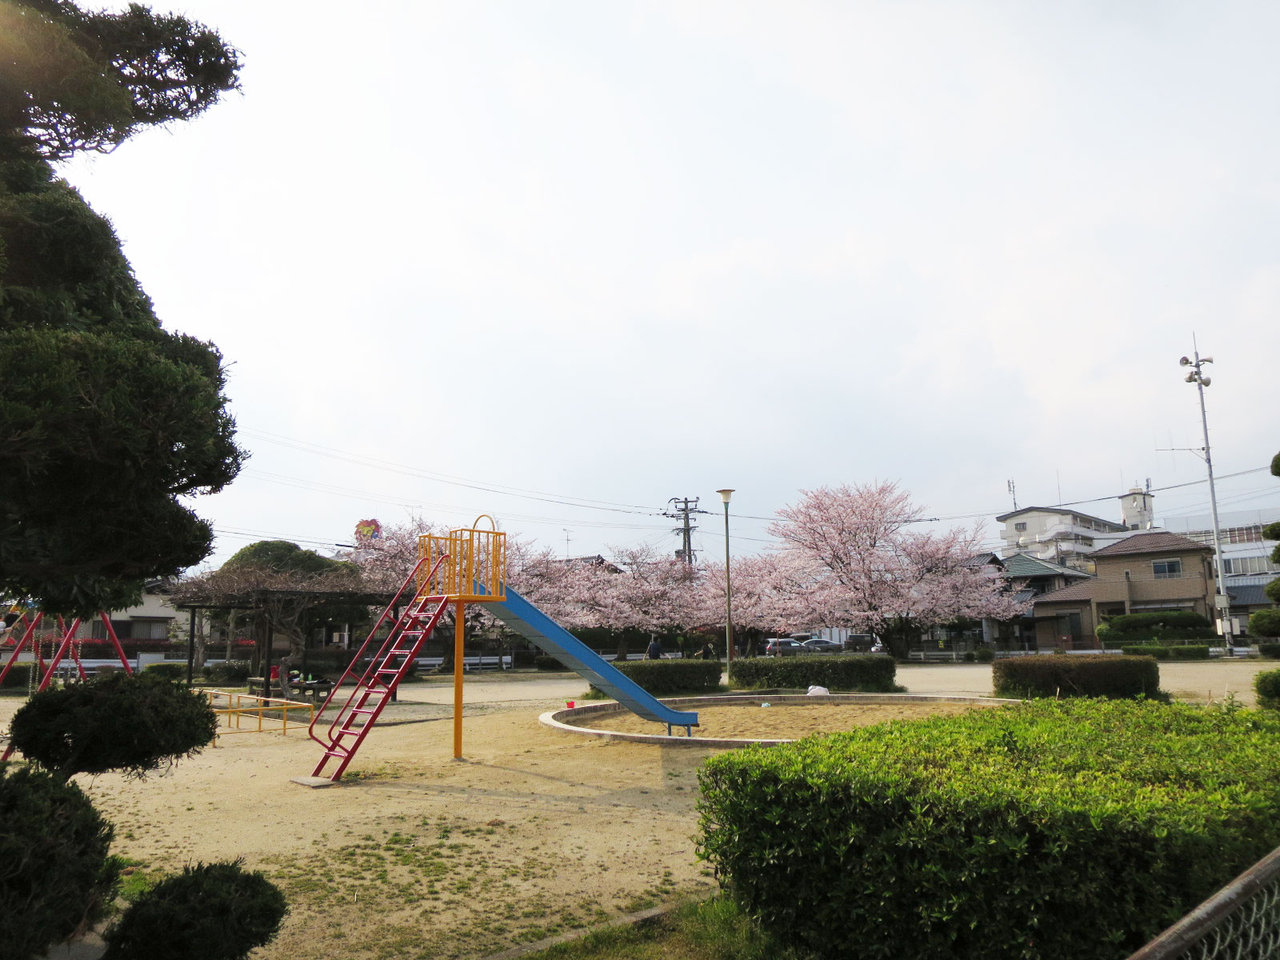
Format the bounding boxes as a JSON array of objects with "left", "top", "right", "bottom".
[{"left": 645, "top": 637, "right": 662, "bottom": 660}]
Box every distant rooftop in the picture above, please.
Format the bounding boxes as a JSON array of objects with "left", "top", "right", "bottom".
[{"left": 1089, "top": 531, "right": 1212, "bottom": 557}]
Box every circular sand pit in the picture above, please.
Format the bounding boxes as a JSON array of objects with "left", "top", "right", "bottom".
[{"left": 541, "top": 693, "right": 1021, "bottom": 747}]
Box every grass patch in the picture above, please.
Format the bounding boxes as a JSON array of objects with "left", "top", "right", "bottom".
[{"left": 520, "top": 896, "right": 805, "bottom": 960}]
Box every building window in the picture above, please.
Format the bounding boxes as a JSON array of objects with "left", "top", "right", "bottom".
[
  {"left": 1014, "top": 522, "right": 1027, "bottom": 532},
  {"left": 130, "top": 619, "right": 170, "bottom": 640},
  {"left": 1223, "top": 555, "right": 1280, "bottom": 575},
  {"left": 1152, "top": 559, "right": 1183, "bottom": 579}
]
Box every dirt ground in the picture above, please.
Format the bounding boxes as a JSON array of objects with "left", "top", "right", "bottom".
[{"left": 13, "top": 658, "right": 1276, "bottom": 960}]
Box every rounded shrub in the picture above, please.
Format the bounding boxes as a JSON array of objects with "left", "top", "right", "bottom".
[
  {"left": 1249, "top": 609, "right": 1280, "bottom": 640},
  {"left": 0, "top": 765, "right": 118, "bottom": 960},
  {"left": 103, "top": 859, "right": 287, "bottom": 960},
  {"left": 9, "top": 671, "right": 218, "bottom": 780},
  {"left": 1257, "top": 668, "right": 1280, "bottom": 711},
  {"left": 974, "top": 647, "right": 996, "bottom": 663}
]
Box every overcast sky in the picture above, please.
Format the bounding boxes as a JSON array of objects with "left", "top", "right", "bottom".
[{"left": 59, "top": 0, "right": 1280, "bottom": 569}]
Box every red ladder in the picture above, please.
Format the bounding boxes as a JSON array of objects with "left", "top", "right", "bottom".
[{"left": 308, "top": 556, "right": 450, "bottom": 781}]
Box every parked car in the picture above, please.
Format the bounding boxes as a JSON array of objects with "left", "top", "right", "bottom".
[
  {"left": 764, "top": 638, "right": 805, "bottom": 656},
  {"left": 801, "top": 638, "right": 842, "bottom": 654}
]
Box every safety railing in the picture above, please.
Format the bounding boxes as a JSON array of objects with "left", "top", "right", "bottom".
[
  {"left": 205, "top": 689, "right": 314, "bottom": 737},
  {"left": 417, "top": 516, "right": 506, "bottom": 602}
]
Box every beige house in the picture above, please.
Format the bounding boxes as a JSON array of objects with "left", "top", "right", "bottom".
[{"left": 1031, "top": 531, "right": 1216, "bottom": 648}]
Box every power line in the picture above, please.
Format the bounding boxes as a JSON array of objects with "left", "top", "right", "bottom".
[{"left": 240, "top": 429, "right": 660, "bottom": 516}]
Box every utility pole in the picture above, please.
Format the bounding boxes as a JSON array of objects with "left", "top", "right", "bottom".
[
  {"left": 1180, "top": 345, "right": 1234, "bottom": 655},
  {"left": 664, "top": 497, "right": 707, "bottom": 564}
]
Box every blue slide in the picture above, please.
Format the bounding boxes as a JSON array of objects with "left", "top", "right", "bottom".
[{"left": 479, "top": 587, "right": 699, "bottom": 736}]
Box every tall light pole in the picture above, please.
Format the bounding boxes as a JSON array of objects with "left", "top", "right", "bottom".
[
  {"left": 1180, "top": 346, "right": 1234, "bottom": 655},
  {"left": 717, "top": 489, "right": 735, "bottom": 662}
]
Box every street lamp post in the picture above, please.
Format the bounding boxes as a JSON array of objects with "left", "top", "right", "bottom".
[
  {"left": 717, "top": 489, "right": 735, "bottom": 662},
  {"left": 1180, "top": 346, "right": 1234, "bottom": 656}
]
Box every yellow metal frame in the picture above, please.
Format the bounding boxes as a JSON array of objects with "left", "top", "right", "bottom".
[
  {"left": 416, "top": 517, "right": 508, "bottom": 759},
  {"left": 204, "top": 689, "right": 314, "bottom": 738},
  {"left": 417, "top": 516, "right": 506, "bottom": 602}
]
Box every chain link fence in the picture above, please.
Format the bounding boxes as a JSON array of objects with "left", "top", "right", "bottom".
[{"left": 1128, "top": 846, "right": 1280, "bottom": 960}]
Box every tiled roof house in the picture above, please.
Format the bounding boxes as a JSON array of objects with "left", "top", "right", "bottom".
[{"left": 1031, "top": 531, "right": 1215, "bottom": 648}]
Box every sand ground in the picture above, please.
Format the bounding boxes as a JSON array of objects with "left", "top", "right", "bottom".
[{"left": 12, "top": 658, "right": 1275, "bottom": 960}]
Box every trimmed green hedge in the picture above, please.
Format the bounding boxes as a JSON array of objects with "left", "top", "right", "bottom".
[
  {"left": 201, "top": 661, "right": 251, "bottom": 684},
  {"left": 611, "top": 659, "right": 722, "bottom": 696},
  {"left": 993, "top": 654, "right": 1160, "bottom": 699},
  {"left": 727, "top": 654, "right": 897, "bottom": 693},
  {"left": 1257, "top": 642, "right": 1280, "bottom": 660},
  {"left": 0, "top": 664, "right": 34, "bottom": 688},
  {"left": 1096, "top": 610, "right": 1216, "bottom": 642},
  {"left": 1119, "top": 644, "right": 1211, "bottom": 661},
  {"left": 143, "top": 662, "right": 188, "bottom": 679},
  {"left": 1257, "top": 669, "right": 1280, "bottom": 710},
  {"left": 697, "top": 699, "right": 1280, "bottom": 960}
]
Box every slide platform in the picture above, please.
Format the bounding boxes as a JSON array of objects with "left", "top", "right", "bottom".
[{"left": 479, "top": 586, "right": 699, "bottom": 735}]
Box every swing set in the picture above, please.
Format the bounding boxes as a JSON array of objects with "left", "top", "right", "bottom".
[
  {"left": 0, "top": 609, "right": 136, "bottom": 761},
  {"left": 0, "top": 609, "right": 134, "bottom": 691}
]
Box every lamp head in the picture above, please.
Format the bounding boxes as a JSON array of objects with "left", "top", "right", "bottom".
[{"left": 716, "top": 488, "right": 735, "bottom": 504}]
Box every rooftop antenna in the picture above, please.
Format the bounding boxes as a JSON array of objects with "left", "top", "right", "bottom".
[
  {"left": 563, "top": 529, "right": 572, "bottom": 560},
  {"left": 1007, "top": 479, "right": 1017, "bottom": 510}
]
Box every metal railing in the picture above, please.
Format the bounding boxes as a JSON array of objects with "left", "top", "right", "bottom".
[
  {"left": 418, "top": 517, "right": 506, "bottom": 602},
  {"left": 205, "top": 689, "right": 314, "bottom": 737},
  {"left": 1128, "top": 846, "right": 1280, "bottom": 960}
]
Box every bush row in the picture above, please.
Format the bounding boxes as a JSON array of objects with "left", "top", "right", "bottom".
[
  {"left": 609, "top": 659, "right": 722, "bottom": 695},
  {"left": 1259, "top": 642, "right": 1280, "bottom": 660},
  {"left": 993, "top": 654, "right": 1160, "bottom": 699},
  {"left": 696, "top": 699, "right": 1280, "bottom": 960},
  {"left": 727, "top": 654, "right": 897, "bottom": 692},
  {"left": 1118, "top": 644, "right": 1211, "bottom": 661}
]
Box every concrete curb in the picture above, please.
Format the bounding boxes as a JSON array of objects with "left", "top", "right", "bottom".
[{"left": 540, "top": 692, "right": 1021, "bottom": 747}]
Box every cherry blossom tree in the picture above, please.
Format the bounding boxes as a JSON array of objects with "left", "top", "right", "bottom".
[{"left": 770, "top": 481, "right": 1027, "bottom": 657}]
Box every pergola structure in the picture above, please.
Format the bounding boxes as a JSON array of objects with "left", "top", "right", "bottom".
[{"left": 172, "top": 583, "right": 399, "bottom": 689}]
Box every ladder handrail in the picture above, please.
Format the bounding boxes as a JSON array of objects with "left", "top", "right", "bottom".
[
  {"left": 320, "top": 553, "right": 447, "bottom": 699},
  {"left": 307, "top": 554, "right": 448, "bottom": 749}
]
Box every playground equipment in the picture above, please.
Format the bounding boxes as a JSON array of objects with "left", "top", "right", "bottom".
[
  {"left": 0, "top": 610, "right": 135, "bottom": 761},
  {"left": 305, "top": 518, "right": 699, "bottom": 782}
]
